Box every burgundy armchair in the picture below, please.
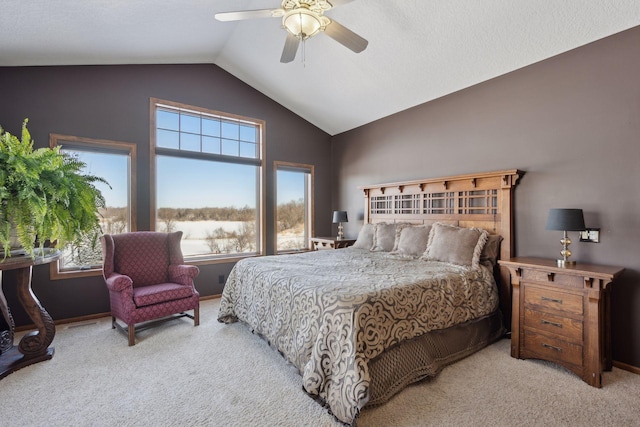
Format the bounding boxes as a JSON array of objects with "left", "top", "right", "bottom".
[{"left": 101, "top": 231, "right": 200, "bottom": 346}]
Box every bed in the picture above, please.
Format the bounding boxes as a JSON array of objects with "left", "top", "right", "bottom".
[{"left": 218, "top": 169, "right": 523, "bottom": 425}]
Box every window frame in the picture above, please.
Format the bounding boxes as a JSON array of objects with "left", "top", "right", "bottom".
[
  {"left": 274, "top": 161, "right": 314, "bottom": 254},
  {"left": 49, "top": 134, "right": 137, "bottom": 280},
  {"left": 150, "top": 98, "right": 266, "bottom": 264}
]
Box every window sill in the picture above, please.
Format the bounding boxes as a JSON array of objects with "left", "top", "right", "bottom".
[
  {"left": 185, "top": 253, "right": 262, "bottom": 266},
  {"left": 50, "top": 264, "right": 103, "bottom": 280},
  {"left": 49, "top": 253, "right": 263, "bottom": 280}
]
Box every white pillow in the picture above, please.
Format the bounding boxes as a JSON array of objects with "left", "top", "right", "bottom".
[
  {"left": 422, "top": 223, "right": 488, "bottom": 269},
  {"left": 371, "top": 223, "right": 397, "bottom": 252},
  {"left": 352, "top": 223, "right": 375, "bottom": 249},
  {"left": 390, "top": 225, "right": 431, "bottom": 258}
]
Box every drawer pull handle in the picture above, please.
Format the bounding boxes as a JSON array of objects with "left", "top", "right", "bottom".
[
  {"left": 541, "top": 296, "right": 563, "bottom": 304},
  {"left": 541, "top": 319, "right": 562, "bottom": 328},
  {"left": 541, "top": 342, "right": 563, "bottom": 352}
]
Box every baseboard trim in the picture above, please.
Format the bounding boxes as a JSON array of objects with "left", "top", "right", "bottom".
[
  {"left": 613, "top": 360, "right": 640, "bottom": 375},
  {"left": 15, "top": 294, "right": 222, "bottom": 332}
]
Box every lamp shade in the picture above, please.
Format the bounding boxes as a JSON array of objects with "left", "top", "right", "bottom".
[
  {"left": 283, "top": 9, "right": 322, "bottom": 39},
  {"left": 332, "top": 210, "right": 348, "bottom": 224},
  {"left": 545, "top": 208, "right": 585, "bottom": 231}
]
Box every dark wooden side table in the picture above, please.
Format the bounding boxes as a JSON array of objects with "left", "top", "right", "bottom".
[
  {"left": 499, "top": 257, "right": 624, "bottom": 388},
  {"left": 0, "top": 249, "right": 60, "bottom": 379},
  {"left": 310, "top": 237, "right": 356, "bottom": 250}
]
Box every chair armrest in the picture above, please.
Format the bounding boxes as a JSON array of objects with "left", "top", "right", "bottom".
[
  {"left": 104, "top": 273, "right": 134, "bottom": 292},
  {"left": 168, "top": 265, "right": 200, "bottom": 286}
]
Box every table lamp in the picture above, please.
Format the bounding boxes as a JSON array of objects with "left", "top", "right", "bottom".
[
  {"left": 332, "top": 210, "right": 348, "bottom": 240},
  {"left": 545, "top": 208, "right": 585, "bottom": 267}
]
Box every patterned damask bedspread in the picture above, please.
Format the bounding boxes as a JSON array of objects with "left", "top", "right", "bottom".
[{"left": 218, "top": 248, "right": 498, "bottom": 425}]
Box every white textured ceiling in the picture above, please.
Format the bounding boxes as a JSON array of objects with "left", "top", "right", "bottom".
[{"left": 1, "top": 1, "right": 639, "bottom": 135}]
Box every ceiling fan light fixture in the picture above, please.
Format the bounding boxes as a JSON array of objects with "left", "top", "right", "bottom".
[
  {"left": 283, "top": 8, "right": 322, "bottom": 40},
  {"left": 216, "top": 0, "right": 368, "bottom": 63}
]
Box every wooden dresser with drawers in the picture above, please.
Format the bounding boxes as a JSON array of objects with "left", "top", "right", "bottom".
[{"left": 499, "top": 257, "right": 624, "bottom": 387}]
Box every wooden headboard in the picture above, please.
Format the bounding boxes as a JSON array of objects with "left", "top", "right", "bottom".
[{"left": 359, "top": 169, "right": 524, "bottom": 328}]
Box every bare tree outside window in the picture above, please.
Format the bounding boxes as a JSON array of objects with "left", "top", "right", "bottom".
[{"left": 276, "top": 163, "right": 313, "bottom": 252}]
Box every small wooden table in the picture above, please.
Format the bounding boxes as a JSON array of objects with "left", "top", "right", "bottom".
[
  {"left": 0, "top": 249, "right": 60, "bottom": 379},
  {"left": 310, "top": 237, "right": 356, "bottom": 250}
]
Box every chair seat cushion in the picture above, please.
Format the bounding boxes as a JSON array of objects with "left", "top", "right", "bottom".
[{"left": 133, "top": 283, "right": 195, "bottom": 308}]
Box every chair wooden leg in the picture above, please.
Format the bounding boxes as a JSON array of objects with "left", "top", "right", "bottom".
[
  {"left": 194, "top": 305, "right": 200, "bottom": 327},
  {"left": 128, "top": 324, "right": 135, "bottom": 346},
  {"left": 112, "top": 316, "right": 116, "bottom": 329}
]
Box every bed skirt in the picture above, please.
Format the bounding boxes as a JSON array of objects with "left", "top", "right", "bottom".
[{"left": 367, "top": 310, "right": 506, "bottom": 406}]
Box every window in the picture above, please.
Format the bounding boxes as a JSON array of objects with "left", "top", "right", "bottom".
[
  {"left": 275, "top": 162, "right": 313, "bottom": 252},
  {"left": 49, "top": 135, "right": 136, "bottom": 279},
  {"left": 151, "top": 98, "right": 265, "bottom": 261}
]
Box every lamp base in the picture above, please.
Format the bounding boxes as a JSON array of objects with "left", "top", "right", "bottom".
[{"left": 557, "top": 259, "right": 577, "bottom": 268}]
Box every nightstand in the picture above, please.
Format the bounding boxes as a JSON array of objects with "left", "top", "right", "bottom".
[
  {"left": 499, "top": 257, "right": 624, "bottom": 388},
  {"left": 310, "top": 237, "right": 356, "bottom": 250}
]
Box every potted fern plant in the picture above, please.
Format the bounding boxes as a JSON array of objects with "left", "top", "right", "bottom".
[{"left": 0, "top": 119, "right": 108, "bottom": 258}]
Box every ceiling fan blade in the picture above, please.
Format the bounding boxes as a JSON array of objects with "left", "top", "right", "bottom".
[
  {"left": 280, "top": 33, "right": 300, "bottom": 63},
  {"left": 323, "top": 19, "right": 368, "bottom": 53},
  {"left": 215, "top": 9, "right": 282, "bottom": 22}
]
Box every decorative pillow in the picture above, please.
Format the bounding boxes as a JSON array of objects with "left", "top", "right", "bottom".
[
  {"left": 422, "top": 223, "right": 489, "bottom": 269},
  {"left": 480, "top": 234, "right": 503, "bottom": 269},
  {"left": 390, "top": 225, "right": 431, "bottom": 258},
  {"left": 352, "top": 223, "right": 375, "bottom": 249},
  {"left": 371, "top": 223, "right": 399, "bottom": 252}
]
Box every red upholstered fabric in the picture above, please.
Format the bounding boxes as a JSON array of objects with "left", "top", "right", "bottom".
[
  {"left": 111, "top": 232, "right": 172, "bottom": 286},
  {"left": 133, "top": 282, "right": 195, "bottom": 307},
  {"left": 100, "top": 231, "right": 200, "bottom": 342}
]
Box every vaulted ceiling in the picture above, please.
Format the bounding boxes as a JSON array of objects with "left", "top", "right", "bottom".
[{"left": 1, "top": 1, "right": 638, "bottom": 135}]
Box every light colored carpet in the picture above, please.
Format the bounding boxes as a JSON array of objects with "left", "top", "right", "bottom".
[{"left": 1, "top": 298, "right": 638, "bottom": 426}]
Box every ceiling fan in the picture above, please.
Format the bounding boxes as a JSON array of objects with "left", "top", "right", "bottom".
[{"left": 215, "top": 0, "right": 368, "bottom": 63}]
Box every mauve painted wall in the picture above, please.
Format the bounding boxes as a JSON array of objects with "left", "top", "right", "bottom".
[
  {"left": 332, "top": 26, "right": 640, "bottom": 368},
  {"left": 0, "top": 64, "right": 332, "bottom": 325}
]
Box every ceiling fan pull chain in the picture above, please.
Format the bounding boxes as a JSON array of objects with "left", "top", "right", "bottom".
[{"left": 302, "top": 38, "right": 306, "bottom": 67}]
